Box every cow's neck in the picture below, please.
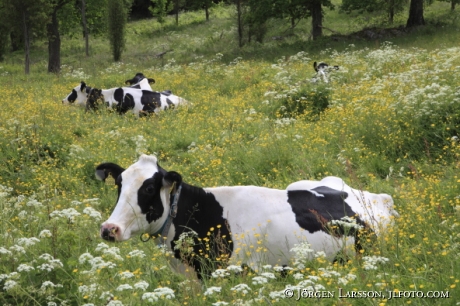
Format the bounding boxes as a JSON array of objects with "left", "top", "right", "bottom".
[{"left": 171, "top": 183, "right": 233, "bottom": 277}]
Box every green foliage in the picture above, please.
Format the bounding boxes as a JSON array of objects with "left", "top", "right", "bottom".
[
  {"left": 107, "top": 0, "right": 128, "bottom": 61},
  {"left": 149, "top": 0, "right": 171, "bottom": 24},
  {"left": 277, "top": 84, "right": 331, "bottom": 119}
]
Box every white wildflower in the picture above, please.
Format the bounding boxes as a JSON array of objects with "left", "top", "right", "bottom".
[
  {"left": 231, "top": 284, "right": 252, "bottom": 294},
  {"left": 3, "top": 280, "right": 18, "bottom": 291},
  {"left": 39, "top": 230, "right": 52, "bottom": 238},
  {"left": 212, "top": 269, "right": 230, "bottom": 278},
  {"left": 116, "top": 284, "right": 133, "bottom": 291},
  {"left": 16, "top": 237, "right": 40, "bottom": 247},
  {"left": 134, "top": 281, "right": 149, "bottom": 291},
  {"left": 128, "top": 249, "right": 146, "bottom": 258},
  {"left": 17, "top": 264, "right": 35, "bottom": 273},
  {"left": 252, "top": 276, "right": 268, "bottom": 285},
  {"left": 204, "top": 286, "right": 222, "bottom": 296},
  {"left": 118, "top": 271, "right": 135, "bottom": 279},
  {"left": 226, "top": 265, "right": 243, "bottom": 273},
  {"left": 83, "top": 207, "right": 102, "bottom": 220}
]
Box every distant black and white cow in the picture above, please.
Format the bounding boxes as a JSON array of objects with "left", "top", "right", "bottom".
[
  {"left": 86, "top": 86, "right": 187, "bottom": 116},
  {"left": 96, "top": 154, "right": 398, "bottom": 278},
  {"left": 125, "top": 72, "right": 155, "bottom": 86},
  {"left": 313, "top": 61, "right": 339, "bottom": 83}
]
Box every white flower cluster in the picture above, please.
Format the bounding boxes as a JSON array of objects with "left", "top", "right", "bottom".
[
  {"left": 231, "top": 283, "right": 252, "bottom": 294},
  {"left": 78, "top": 253, "right": 117, "bottom": 272},
  {"left": 329, "top": 216, "right": 364, "bottom": 231},
  {"left": 50, "top": 208, "right": 81, "bottom": 222},
  {"left": 204, "top": 286, "right": 222, "bottom": 296},
  {"left": 142, "top": 287, "right": 175, "bottom": 302},
  {"left": 128, "top": 249, "right": 146, "bottom": 258},
  {"left": 290, "top": 242, "right": 314, "bottom": 268},
  {"left": 83, "top": 207, "right": 102, "bottom": 221},
  {"left": 362, "top": 255, "right": 390, "bottom": 270}
]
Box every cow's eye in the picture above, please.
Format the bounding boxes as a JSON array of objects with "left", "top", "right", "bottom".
[{"left": 145, "top": 185, "right": 155, "bottom": 194}]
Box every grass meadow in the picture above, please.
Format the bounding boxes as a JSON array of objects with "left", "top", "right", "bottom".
[{"left": 1, "top": 2, "right": 460, "bottom": 305}]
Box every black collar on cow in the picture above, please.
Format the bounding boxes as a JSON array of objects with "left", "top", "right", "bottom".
[{"left": 140, "top": 183, "right": 182, "bottom": 245}]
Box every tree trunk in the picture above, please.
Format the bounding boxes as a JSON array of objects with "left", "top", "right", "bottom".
[
  {"left": 388, "top": 0, "right": 395, "bottom": 24},
  {"left": 236, "top": 0, "right": 243, "bottom": 47},
  {"left": 452, "top": 1, "right": 456, "bottom": 10},
  {"left": 205, "top": 5, "right": 209, "bottom": 21},
  {"left": 311, "top": 0, "right": 322, "bottom": 40},
  {"left": 81, "top": 0, "right": 89, "bottom": 57},
  {"left": 406, "top": 0, "right": 425, "bottom": 28},
  {"left": 22, "top": 10, "right": 30, "bottom": 74},
  {"left": 175, "top": 0, "right": 179, "bottom": 25},
  {"left": 47, "top": 8, "right": 61, "bottom": 73}
]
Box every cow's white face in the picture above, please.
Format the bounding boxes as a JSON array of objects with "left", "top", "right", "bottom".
[
  {"left": 100, "top": 155, "right": 170, "bottom": 241},
  {"left": 62, "top": 82, "right": 88, "bottom": 106}
]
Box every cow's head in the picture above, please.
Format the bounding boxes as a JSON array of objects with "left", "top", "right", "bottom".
[
  {"left": 62, "top": 82, "right": 89, "bottom": 106},
  {"left": 96, "top": 154, "right": 181, "bottom": 242},
  {"left": 128, "top": 78, "right": 153, "bottom": 91},
  {"left": 125, "top": 73, "right": 155, "bottom": 85}
]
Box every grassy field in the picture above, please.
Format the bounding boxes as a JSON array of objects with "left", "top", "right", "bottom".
[{"left": 0, "top": 2, "right": 460, "bottom": 305}]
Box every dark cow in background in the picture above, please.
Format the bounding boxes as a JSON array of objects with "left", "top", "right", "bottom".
[
  {"left": 125, "top": 72, "right": 155, "bottom": 85},
  {"left": 313, "top": 61, "right": 339, "bottom": 83},
  {"left": 96, "top": 154, "right": 398, "bottom": 279}
]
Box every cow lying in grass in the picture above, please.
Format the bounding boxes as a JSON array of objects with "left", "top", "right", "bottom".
[
  {"left": 313, "top": 61, "right": 339, "bottom": 83},
  {"left": 86, "top": 87, "right": 187, "bottom": 116},
  {"left": 96, "top": 154, "right": 398, "bottom": 279},
  {"left": 62, "top": 80, "right": 187, "bottom": 115}
]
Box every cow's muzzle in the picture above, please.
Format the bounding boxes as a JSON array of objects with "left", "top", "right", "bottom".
[{"left": 100, "top": 224, "right": 119, "bottom": 241}]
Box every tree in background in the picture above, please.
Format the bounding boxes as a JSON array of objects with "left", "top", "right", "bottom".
[
  {"left": 190, "top": 0, "right": 215, "bottom": 21},
  {"left": 340, "top": 0, "right": 408, "bottom": 24},
  {"left": 47, "top": 0, "right": 73, "bottom": 73},
  {"left": 108, "top": 0, "right": 129, "bottom": 61},
  {"left": 149, "top": 0, "right": 171, "bottom": 25},
  {"left": 438, "top": 0, "right": 460, "bottom": 10},
  {"left": 0, "top": 0, "right": 49, "bottom": 73},
  {"left": 406, "top": 0, "right": 425, "bottom": 27}
]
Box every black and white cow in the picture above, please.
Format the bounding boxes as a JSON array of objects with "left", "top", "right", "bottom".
[
  {"left": 125, "top": 73, "right": 155, "bottom": 86},
  {"left": 87, "top": 86, "right": 187, "bottom": 116},
  {"left": 313, "top": 61, "right": 339, "bottom": 83},
  {"left": 96, "top": 154, "right": 398, "bottom": 278}
]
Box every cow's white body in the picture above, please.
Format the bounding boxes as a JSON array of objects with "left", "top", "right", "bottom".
[{"left": 97, "top": 155, "right": 397, "bottom": 276}]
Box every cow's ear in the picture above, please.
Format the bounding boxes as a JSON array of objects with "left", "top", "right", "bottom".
[
  {"left": 80, "top": 81, "right": 86, "bottom": 92},
  {"left": 147, "top": 78, "right": 155, "bottom": 84},
  {"left": 95, "top": 162, "right": 125, "bottom": 182},
  {"left": 162, "top": 171, "right": 182, "bottom": 192}
]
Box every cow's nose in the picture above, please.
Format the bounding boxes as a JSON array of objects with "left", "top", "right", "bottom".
[{"left": 100, "top": 224, "right": 119, "bottom": 241}]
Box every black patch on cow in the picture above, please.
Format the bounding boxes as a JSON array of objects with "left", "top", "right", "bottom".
[
  {"left": 140, "top": 90, "right": 160, "bottom": 112},
  {"left": 166, "top": 98, "right": 174, "bottom": 107},
  {"left": 67, "top": 89, "right": 77, "bottom": 103},
  {"left": 170, "top": 183, "right": 233, "bottom": 279},
  {"left": 137, "top": 172, "right": 165, "bottom": 223},
  {"left": 287, "top": 186, "right": 366, "bottom": 236},
  {"left": 114, "top": 88, "right": 124, "bottom": 108},
  {"left": 122, "top": 93, "right": 135, "bottom": 112}
]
